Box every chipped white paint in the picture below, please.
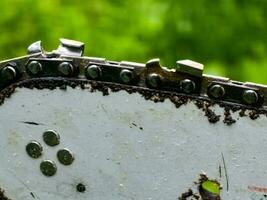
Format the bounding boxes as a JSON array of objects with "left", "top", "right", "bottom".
[{"left": 0, "top": 87, "right": 267, "bottom": 200}]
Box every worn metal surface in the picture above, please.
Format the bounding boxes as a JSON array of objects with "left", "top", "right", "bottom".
[{"left": 0, "top": 86, "right": 267, "bottom": 200}]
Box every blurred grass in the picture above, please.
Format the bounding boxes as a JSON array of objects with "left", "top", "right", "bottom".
[{"left": 0, "top": 0, "right": 266, "bottom": 83}]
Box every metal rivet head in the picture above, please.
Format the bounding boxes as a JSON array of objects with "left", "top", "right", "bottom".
[
  {"left": 1, "top": 66, "right": 17, "bottom": 81},
  {"left": 86, "top": 65, "right": 101, "bottom": 79},
  {"left": 57, "top": 149, "right": 74, "bottom": 165},
  {"left": 26, "top": 141, "right": 43, "bottom": 159},
  {"left": 147, "top": 73, "right": 161, "bottom": 88},
  {"left": 27, "top": 61, "right": 43, "bottom": 75},
  {"left": 180, "top": 79, "right": 195, "bottom": 94},
  {"left": 120, "top": 69, "right": 133, "bottom": 83},
  {"left": 43, "top": 130, "right": 60, "bottom": 146},
  {"left": 40, "top": 160, "right": 57, "bottom": 177},
  {"left": 58, "top": 62, "right": 74, "bottom": 76},
  {"left": 209, "top": 84, "right": 225, "bottom": 99},
  {"left": 243, "top": 90, "right": 258, "bottom": 104}
]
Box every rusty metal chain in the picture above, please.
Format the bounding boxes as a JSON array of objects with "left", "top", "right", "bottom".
[{"left": 0, "top": 38, "right": 266, "bottom": 109}]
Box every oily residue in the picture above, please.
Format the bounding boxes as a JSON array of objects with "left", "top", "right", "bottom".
[
  {"left": 205, "top": 107, "right": 220, "bottom": 123},
  {"left": 179, "top": 189, "right": 194, "bottom": 200},
  {"left": 239, "top": 109, "right": 247, "bottom": 117},
  {"left": 0, "top": 189, "right": 11, "bottom": 200},
  {"left": 223, "top": 107, "right": 236, "bottom": 125},
  {"left": 249, "top": 110, "right": 260, "bottom": 120},
  {"left": 0, "top": 78, "right": 266, "bottom": 124},
  {"left": 195, "top": 100, "right": 220, "bottom": 123}
]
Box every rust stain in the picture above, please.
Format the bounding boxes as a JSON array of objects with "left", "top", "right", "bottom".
[{"left": 248, "top": 185, "right": 267, "bottom": 194}]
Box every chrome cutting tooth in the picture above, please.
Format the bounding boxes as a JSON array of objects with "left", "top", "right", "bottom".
[
  {"left": 176, "top": 60, "right": 204, "bottom": 77},
  {"left": 146, "top": 58, "right": 161, "bottom": 69}
]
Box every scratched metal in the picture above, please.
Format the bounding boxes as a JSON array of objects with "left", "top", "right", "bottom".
[{"left": 0, "top": 87, "right": 267, "bottom": 200}]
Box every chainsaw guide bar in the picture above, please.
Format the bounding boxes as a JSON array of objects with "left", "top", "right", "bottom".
[{"left": 1, "top": 39, "right": 267, "bottom": 200}]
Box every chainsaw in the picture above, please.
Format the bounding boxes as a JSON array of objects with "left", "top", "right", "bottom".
[{"left": 0, "top": 39, "right": 266, "bottom": 200}]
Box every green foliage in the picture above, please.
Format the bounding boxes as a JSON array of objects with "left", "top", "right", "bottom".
[{"left": 0, "top": 0, "right": 266, "bottom": 83}]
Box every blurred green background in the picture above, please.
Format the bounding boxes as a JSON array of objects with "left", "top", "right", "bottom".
[{"left": 0, "top": 0, "right": 266, "bottom": 83}]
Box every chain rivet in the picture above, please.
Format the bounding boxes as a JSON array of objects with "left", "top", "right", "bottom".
[
  {"left": 243, "top": 90, "right": 258, "bottom": 104},
  {"left": 180, "top": 79, "right": 195, "bottom": 94},
  {"left": 85, "top": 65, "right": 101, "bottom": 79},
  {"left": 147, "top": 73, "right": 161, "bottom": 88},
  {"left": 27, "top": 61, "right": 43, "bottom": 76},
  {"left": 1, "top": 66, "right": 17, "bottom": 81},
  {"left": 40, "top": 160, "right": 57, "bottom": 177},
  {"left": 209, "top": 84, "right": 225, "bottom": 99},
  {"left": 58, "top": 62, "right": 74, "bottom": 76},
  {"left": 120, "top": 69, "right": 133, "bottom": 83}
]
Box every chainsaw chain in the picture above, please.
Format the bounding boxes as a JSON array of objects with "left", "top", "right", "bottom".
[{"left": 0, "top": 39, "right": 266, "bottom": 109}]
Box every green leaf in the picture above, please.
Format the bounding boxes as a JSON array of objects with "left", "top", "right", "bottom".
[{"left": 201, "top": 180, "right": 220, "bottom": 195}]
